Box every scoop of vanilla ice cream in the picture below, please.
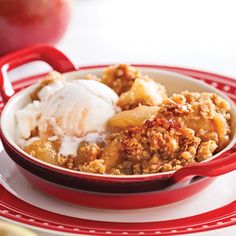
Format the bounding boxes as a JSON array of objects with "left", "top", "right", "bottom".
[
  {"left": 16, "top": 101, "right": 41, "bottom": 139},
  {"left": 38, "top": 80, "right": 118, "bottom": 138},
  {"left": 37, "top": 79, "right": 65, "bottom": 101}
]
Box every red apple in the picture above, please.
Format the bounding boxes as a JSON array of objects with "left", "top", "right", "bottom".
[{"left": 0, "top": 0, "right": 72, "bottom": 55}]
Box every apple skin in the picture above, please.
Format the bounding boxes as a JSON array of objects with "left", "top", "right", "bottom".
[{"left": 0, "top": 0, "right": 72, "bottom": 55}]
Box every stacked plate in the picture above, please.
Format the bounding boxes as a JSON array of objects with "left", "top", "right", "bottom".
[{"left": 0, "top": 64, "right": 236, "bottom": 235}]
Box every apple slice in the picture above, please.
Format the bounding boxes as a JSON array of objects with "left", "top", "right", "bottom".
[{"left": 108, "top": 105, "right": 159, "bottom": 132}]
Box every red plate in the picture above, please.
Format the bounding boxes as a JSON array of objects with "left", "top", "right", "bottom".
[{"left": 0, "top": 65, "right": 236, "bottom": 235}]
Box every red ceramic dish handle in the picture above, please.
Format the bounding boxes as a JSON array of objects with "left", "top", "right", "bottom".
[
  {"left": 173, "top": 147, "right": 236, "bottom": 182},
  {"left": 0, "top": 44, "right": 77, "bottom": 103}
]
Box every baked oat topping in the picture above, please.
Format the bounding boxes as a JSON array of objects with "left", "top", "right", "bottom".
[
  {"left": 18, "top": 65, "right": 232, "bottom": 175},
  {"left": 101, "top": 64, "right": 140, "bottom": 95}
]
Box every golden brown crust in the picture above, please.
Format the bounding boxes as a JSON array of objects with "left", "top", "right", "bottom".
[
  {"left": 107, "top": 117, "right": 202, "bottom": 174},
  {"left": 78, "top": 159, "right": 106, "bottom": 174},
  {"left": 101, "top": 64, "right": 140, "bottom": 95},
  {"left": 166, "top": 91, "right": 231, "bottom": 150},
  {"left": 76, "top": 142, "right": 102, "bottom": 165}
]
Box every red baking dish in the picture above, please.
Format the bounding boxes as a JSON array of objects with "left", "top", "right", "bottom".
[{"left": 0, "top": 45, "right": 236, "bottom": 209}]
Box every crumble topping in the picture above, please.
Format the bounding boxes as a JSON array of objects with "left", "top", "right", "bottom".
[{"left": 18, "top": 64, "right": 232, "bottom": 175}]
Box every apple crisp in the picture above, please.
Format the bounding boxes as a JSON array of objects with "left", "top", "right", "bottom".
[{"left": 19, "top": 64, "right": 232, "bottom": 175}]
